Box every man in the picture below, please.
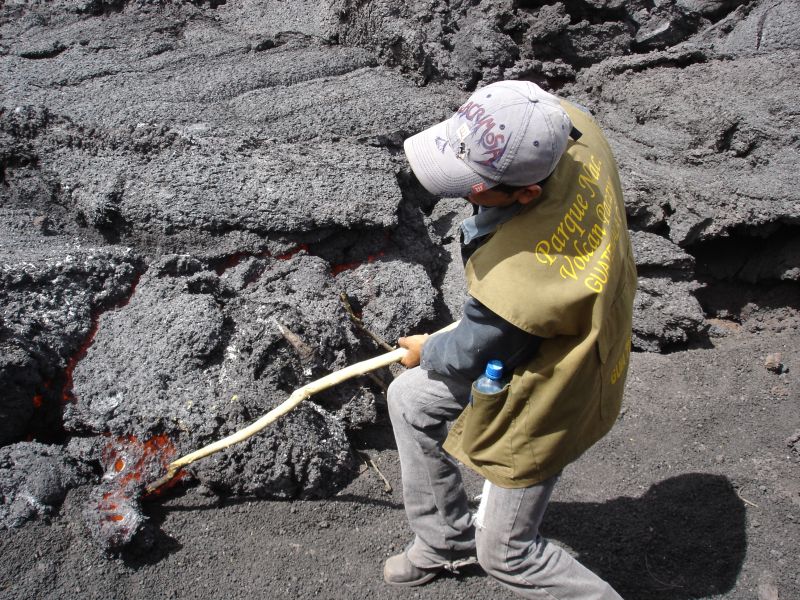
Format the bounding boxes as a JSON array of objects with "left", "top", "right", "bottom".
[{"left": 384, "top": 80, "right": 636, "bottom": 599}]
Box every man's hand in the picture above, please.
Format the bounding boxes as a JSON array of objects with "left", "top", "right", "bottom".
[{"left": 398, "top": 334, "right": 430, "bottom": 368}]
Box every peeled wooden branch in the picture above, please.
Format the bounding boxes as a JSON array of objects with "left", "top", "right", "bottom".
[
  {"left": 145, "top": 321, "right": 457, "bottom": 494},
  {"left": 339, "top": 292, "right": 394, "bottom": 352},
  {"left": 358, "top": 451, "right": 393, "bottom": 494}
]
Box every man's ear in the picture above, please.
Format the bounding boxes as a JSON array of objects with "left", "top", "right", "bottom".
[{"left": 516, "top": 184, "right": 543, "bottom": 205}]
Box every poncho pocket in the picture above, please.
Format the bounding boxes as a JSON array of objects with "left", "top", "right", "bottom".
[{"left": 460, "top": 383, "right": 514, "bottom": 476}]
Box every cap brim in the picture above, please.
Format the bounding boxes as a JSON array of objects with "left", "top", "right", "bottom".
[{"left": 403, "top": 120, "right": 493, "bottom": 198}]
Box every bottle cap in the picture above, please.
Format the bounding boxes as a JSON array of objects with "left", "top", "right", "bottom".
[{"left": 485, "top": 360, "right": 504, "bottom": 380}]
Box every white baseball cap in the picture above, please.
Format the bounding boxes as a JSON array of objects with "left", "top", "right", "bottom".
[{"left": 404, "top": 80, "right": 574, "bottom": 197}]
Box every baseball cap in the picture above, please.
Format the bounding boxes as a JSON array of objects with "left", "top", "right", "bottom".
[{"left": 404, "top": 80, "right": 574, "bottom": 198}]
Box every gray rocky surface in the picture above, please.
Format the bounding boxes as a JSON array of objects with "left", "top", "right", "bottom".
[
  {"left": 1, "top": 330, "right": 797, "bottom": 598},
  {"left": 633, "top": 277, "right": 708, "bottom": 351},
  {"left": 0, "top": 441, "right": 91, "bottom": 529},
  {"left": 0, "top": 0, "right": 797, "bottom": 580},
  {"left": 335, "top": 259, "right": 438, "bottom": 344},
  {"left": 630, "top": 230, "right": 695, "bottom": 275},
  {"left": 0, "top": 239, "right": 141, "bottom": 444},
  {"left": 63, "top": 252, "right": 362, "bottom": 499}
]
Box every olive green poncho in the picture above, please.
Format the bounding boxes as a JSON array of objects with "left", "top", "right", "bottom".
[{"left": 444, "top": 101, "right": 638, "bottom": 488}]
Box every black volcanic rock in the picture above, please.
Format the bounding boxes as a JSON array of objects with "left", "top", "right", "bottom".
[
  {"left": 62, "top": 252, "right": 363, "bottom": 497},
  {"left": 335, "top": 259, "right": 438, "bottom": 344},
  {"left": 0, "top": 238, "right": 141, "bottom": 444},
  {"left": 0, "top": 0, "right": 798, "bottom": 553},
  {"left": 0, "top": 441, "right": 91, "bottom": 529},
  {"left": 574, "top": 51, "right": 800, "bottom": 248},
  {"left": 633, "top": 277, "right": 709, "bottom": 351}
]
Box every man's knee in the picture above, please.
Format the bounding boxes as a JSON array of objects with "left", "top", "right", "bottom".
[
  {"left": 387, "top": 368, "right": 418, "bottom": 423},
  {"left": 387, "top": 367, "right": 467, "bottom": 430}
]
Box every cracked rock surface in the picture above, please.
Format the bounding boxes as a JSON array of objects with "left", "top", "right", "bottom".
[{"left": 0, "top": 0, "right": 798, "bottom": 597}]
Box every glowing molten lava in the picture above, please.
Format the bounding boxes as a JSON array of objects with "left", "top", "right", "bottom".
[
  {"left": 101, "top": 433, "right": 179, "bottom": 489},
  {"left": 215, "top": 244, "right": 310, "bottom": 276},
  {"left": 331, "top": 251, "right": 386, "bottom": 276},
  {"left": 88, "top": 433, "right": 184, "bottom": 549},
  {"left": 214, "top": 252, "right": 253, "bottom": 275},
  {"left": 61, "top": 274, "right": 141, "bottom": 406},
  {"left": 275, "top": 243, "right": 309, "bottom": 261},
  {"left": 61, "top": 319, "right": 101, "bottom": 404},
  {"left": 92, "top": 487, "right": 143, "bottom": 545}
]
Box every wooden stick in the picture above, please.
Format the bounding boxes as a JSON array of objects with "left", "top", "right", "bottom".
[
  {"left": 357, "top": 451, "right": 393, "bottom": 494},
  {"left": 145, "top": 321, "right": 458, "bottom": 494},
  {"left": 339, "top": 292, "right": 395, "bottom": 352},
  {"left": 736, "top": 487, "right": 759, "bottom": 508}
]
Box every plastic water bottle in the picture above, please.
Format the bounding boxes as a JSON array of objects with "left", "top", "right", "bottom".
[{"left": 473, "top": 360, "right": 505, "bottom": 395}]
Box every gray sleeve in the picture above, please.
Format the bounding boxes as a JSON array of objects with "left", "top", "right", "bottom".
[{"left": 420, "top": 296, "right": 541, "bottom": 383}]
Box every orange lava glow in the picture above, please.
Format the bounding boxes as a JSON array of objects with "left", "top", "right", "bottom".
[
  {"left": 275, "top": 243, "right": 309, "bottom": 261},
  {"left": 32, "top": 394, "right": 43, "bottom": 408},
  {"left": 102, "top": 434, "right": 177, "bottom": 486},
  {"left": 215, "top": 245, "right": 309, "bottom": 276},
  {"left": 93, "top": 433, "right": 188, "bottom": 541},
  {"left": 215, "top": 252, "right": 249, "bottom": 275},
  {"left": 61, "top": 319, "right": 101, "bottom": 404},
  {"left": 144, "top": 466, "right": 188, "bottom": 499},
  {"left": 331, "top": 251, "right": 386, "bottom": 276},
  {"left": 95, "top": 487, "right": 134, "bottom": 535},
  {"left": 61, "top": 274, "right": 141, "bottom": 405},
  {"left": 99, "top": 433, "right": 187, "bottom": 502}
]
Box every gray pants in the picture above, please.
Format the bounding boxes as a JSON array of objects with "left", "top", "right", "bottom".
[{"left": 387, "top": 366, "right": 622, "bottom": 600}]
